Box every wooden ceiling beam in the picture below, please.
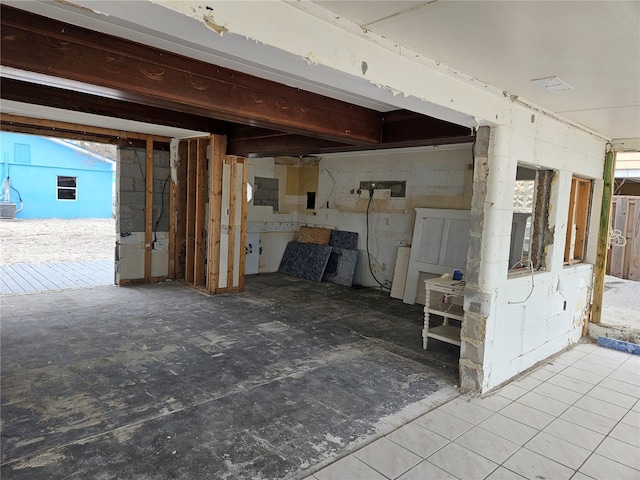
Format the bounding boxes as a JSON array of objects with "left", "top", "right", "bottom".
[
  {"left": 0, "top": 113, "right": 172, "bottom": 144},
  {"left": 227, "top": 113, "right": 474, "bottom": 157},
  {"left": 230, "top": 134, "right": 475, "bottom": 157},
  {"left": 0, "top": 5, "right": 381, "bottom": 145},
  {"left": 382, "top": 110, "right": 472, "bottom": 142},
  {"left": 1, "top": 78, "right": 226, "bottom": 135}
]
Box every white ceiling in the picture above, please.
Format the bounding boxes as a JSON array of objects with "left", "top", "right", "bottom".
[
  {"left": 2, "top": 0, "right": 639, "bottom": 142},
  {"left": 312, "top": 0, "right": 640, "bottom": 140},
  {"left": 314, "top": 0, "right": 640, "bottom": 138}
]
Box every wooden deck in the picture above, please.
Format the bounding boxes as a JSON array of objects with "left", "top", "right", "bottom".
[{"left": 0, "top": 260, "right": 114, "bottom": 295}]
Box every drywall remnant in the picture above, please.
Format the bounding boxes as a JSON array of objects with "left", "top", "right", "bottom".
[
  {"left": 304, "top": 51, "right": 318, "bottom": 65},
  {"left": 203, "top": 14, "right": 228, "bottom": 35},
  {"left": 170, "top": 138, "right": 179, "bottom": 185}
]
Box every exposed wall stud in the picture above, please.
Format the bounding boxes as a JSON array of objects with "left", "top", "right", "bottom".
[
  {"left": 185, "top": 140, "right": 197, "bottom": 284},
  {"left": 207, "top": 135, "right": 227, "bottom": 293},
  {"left": 144, "top": 136, "right": 154, "bottom": 283},
  {"left": 238, "top": 159, "right": 248, "bottom": 291},
  {"left": 174, "top": 141, "right": 188, "bottom": 280},
  {"left": 226, "top": 156, "right": 238, "bottom": 290},
  {"left": 193, "top": 138, "right": 207, "bottom": 286}
]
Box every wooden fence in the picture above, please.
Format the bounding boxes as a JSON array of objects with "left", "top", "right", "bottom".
[{"left": 606, "top": 196, "right": 640, "bottom": 280}]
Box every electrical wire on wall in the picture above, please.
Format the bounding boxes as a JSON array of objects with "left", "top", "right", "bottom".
[
  {"left": 153, "top": 175, "right": 171, "bottom": 245},
  {"left": 123, "top": 144, "right": 169, "bottom": 248},
  {"left": 127, "top": 144, "right": 146, "bottom": 183},
  {"left": 366, "top": 184, "right": 391, "bottom": 291},
  {"left": 319, "top": 167, "right": 336, "bottom": 209},
  {"left": 507, "top": 259, "right": 535, "bottom": 304}
]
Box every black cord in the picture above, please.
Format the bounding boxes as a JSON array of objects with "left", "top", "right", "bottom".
[
  {"left": 9, "top": 183, "right": 23, "bottom": 203},
  {"left": 154, "top": 175, "right": 170, "bottom": 243},
  {"left": 366, "top": 193, "right": 391, "bottom": 291},
  {"left": 128, "top": 145, "right": 146, "bottom": 183},
  {"left": 126, "top": 144, "right": 167, "bottom": 245}
]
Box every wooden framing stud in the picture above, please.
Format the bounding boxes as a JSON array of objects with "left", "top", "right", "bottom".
[
  {"left": 226, "top": 156, "right": 238, "bottom": 291},
  {"left": 175, "top": 141, "right": 188, "bottom": 280},
  {"left": 193, "top": 138, "right": 208, "bottom": 286},
  {"left": 185, "top": 140, "right": 197, "bottom": 284},
  {"left": 238, "top": 158, "right": 248, "bottom": 292},
  {"left": 207, "top": 135, "right": 227, "bottom": 294},
  {"left": 144, "top": 136, "right": 154, "bottom": 283}
]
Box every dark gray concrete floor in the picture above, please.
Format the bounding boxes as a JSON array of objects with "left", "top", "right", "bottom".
[{"left": 1, "top": 273, "right": 460, "bottom": 479}]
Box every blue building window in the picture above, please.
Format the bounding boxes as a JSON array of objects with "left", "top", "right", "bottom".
[
  {"left": 57, "top": 176, "right": 77, "bottom": 200},
  {"left": 14, "top": 143, "right": 30, "bottom": 163}
]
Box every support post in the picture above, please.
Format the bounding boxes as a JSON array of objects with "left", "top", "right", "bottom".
[
  {"left": 144, "top": 136, "right": 154, "bottom": 283},
  {"left": 193, "top": 138, "right": 207, "bottom": 286},
  {"left": 174, "top": 141, "right": 188, "bottom": 280},
  {"left": 168, "top": 141, "right": 177, "bottom": 280},
  {"left": 591, "top": 150, "right": 616, "bottom": 324},
  {"left": 185, "top": 140, "right": 197, "bottom": 284},
  {"left": 226, "top": 157, "right": 238, "bottom": 290},
  {"left": 207, "top": 135, "right": 227, "bottom": 293},
  {"left": 168, "top": 176, "right": 176, "bottom": 279},
  {"left": 238, "top": 159, "right": 248, "bottom": 292}
]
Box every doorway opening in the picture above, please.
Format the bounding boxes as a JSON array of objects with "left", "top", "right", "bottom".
[
  {"left": 599, "top": 151, "right": 640, "bottom": 342},
  {"left": 0, "top": 132, "right": 116, "bottom": 294}
]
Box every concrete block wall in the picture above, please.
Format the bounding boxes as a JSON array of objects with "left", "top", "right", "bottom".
[
  {"left": 253, "top": 177, "right": 279, "bottom": 210},
  {"left": 117, "top": 147, "right": 146, "bottom": 235},
  {"left": 115, "top": 146, "right": 170, "bottom": 282},
  {"left": 247, "top": 145, "right": 474, "bottom": 287},
  {"left": 153, "top": 151, "right": 171, "bottom": 233},
  {"left": 247, "top": 159, "right": 298, "bottom": 272},
  {"left": 467, "top": 124, "right": 605, "bottom": 393}
]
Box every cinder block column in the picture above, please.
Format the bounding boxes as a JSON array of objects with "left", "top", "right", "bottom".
[
  {"left": 460, "top": 126, "right": 516, "bottom": 392},
  {"left": 459, "top": 126, "right": 490, "bottom": 392}
]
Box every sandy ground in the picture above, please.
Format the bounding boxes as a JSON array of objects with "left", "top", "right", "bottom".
[
  {"left": 0, "top": 218, "right": 115, "bottom": 264},
  {"left": 600, "top": 275, "right": 640, "bottom": 330}
]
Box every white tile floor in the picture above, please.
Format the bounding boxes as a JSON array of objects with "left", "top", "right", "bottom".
[{"left": 306, "top": 343, "right": 640, "bottom": 480}]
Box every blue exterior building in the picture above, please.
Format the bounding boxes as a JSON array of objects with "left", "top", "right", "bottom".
[{"left": 0, "top": 132, "right": 115, "bottom": 219}]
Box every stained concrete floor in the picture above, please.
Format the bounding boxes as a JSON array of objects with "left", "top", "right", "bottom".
[{"left": 1, "top": 273, "right": 460, "bottom": 479}]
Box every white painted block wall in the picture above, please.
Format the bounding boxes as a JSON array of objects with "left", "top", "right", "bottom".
[
  {"left": 476, "top": 124, "right": 605, "bottom": 392},
  {"left": 247, "top": 145, "right": 473, "bottom": 288}
]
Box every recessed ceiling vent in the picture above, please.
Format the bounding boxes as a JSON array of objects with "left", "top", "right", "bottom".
[{"left": 531, "top": 76, "right": 574, "bottom": 92}]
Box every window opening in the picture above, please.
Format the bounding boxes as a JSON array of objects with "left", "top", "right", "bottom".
[
  {"left": 509, "top": 166, "right": 554, "bottom": 272},
  {"left": 57, "top": 175, "right": 77, "bottom": 200},
  {"left": 564, "top": 176, "right": 592, "bottom": 264}
]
